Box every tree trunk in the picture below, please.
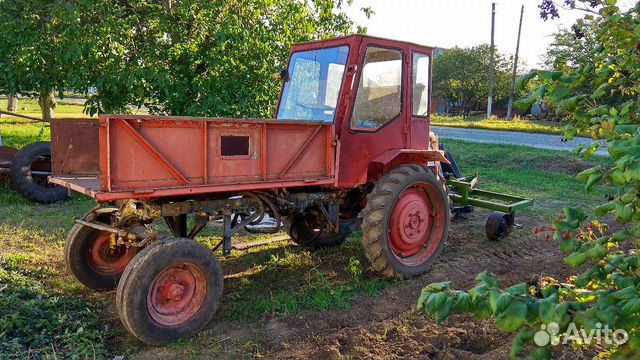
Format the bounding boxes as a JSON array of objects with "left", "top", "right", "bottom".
[
  {"left": 7, "top": 93, "right": 18, "bottom": 112},
  {"left": 38, "top": 91, "right": 56, "bottom": 121}
]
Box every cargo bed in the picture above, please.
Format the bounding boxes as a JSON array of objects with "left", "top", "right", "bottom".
[{"left": 50, "top": 115, "right": 335, "bottom": 202}]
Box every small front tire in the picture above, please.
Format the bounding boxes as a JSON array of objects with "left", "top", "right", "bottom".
[
  {"left": 116, "top": 238, "right": 223, "bottom": 345},
  {"left": 64, "top": 211, "right": 139, "bottom": 290}
]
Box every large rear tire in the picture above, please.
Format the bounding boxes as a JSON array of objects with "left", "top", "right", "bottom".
[
  {"left": 116, "top": 238, "right": 223, "bottom": 345},
  {"left": 361, "top": 164, "right": 450, "bottom": 278},
  {"left": 10, "top": 141, "right": 68, "bottom": 203},
  {"left": 64, "top": 210, "right": 139, "bottom": 290}
]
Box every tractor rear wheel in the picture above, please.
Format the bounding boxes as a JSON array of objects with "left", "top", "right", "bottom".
[
  {"left": 361, "top": 164, "right": 450, "bottom": 278},
  {"left": 116, "top": 238, "right": 223, "bottom": 345},
  {"left": 286, "top": 213, "right": 351, "bottom": 248},
  {"left": 65, "top": 210, "right": 139, "bottom": 290}
]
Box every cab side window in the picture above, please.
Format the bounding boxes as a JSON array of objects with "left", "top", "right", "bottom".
[
  {"left": 412, "top": 53, "right": 430, "bottom": 116},
  {"left": 350, "top": 47, "right": 403, "bottom": 131}
]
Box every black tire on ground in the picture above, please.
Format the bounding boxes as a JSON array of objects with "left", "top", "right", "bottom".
[
  {"left": 10, "top": 141, "right": 68, "bottom": 203},
  {"left": 116, "top": 238, "right": 223, "bottom": 345},
  {"left": 64, "top": 210, "right": 139, "bottom": 290},
  {"left": 485, "top": 212, "right": 515, "bottom": 241},
  {"left": 286, "top": 213, "right": 351, "bottom": 248},
  {"left": 439, "top": 144, "right": 463, "bottom": 179},
  {"left": 361, "top": 164, "right": 450, "bottom": 278}
]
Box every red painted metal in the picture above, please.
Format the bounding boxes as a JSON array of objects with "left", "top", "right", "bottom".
[
  {"left": 50, "top": 119, "right": 100, "bottom": 176},
  {"left": 278, "top": 125, "right": 322, "bottom": 179},
  {"left": 389, "top": 182, "right": 447, "bottom": 267},
  {"left": 87, "top": 232, "right": 137, "bottom": 276},
  {"left": 51, "top": 35, "right": 441, "bottom": 202},
  {"left": 147, "top": 262, "right": 207, "bottom": 326},
  {"left": 117, "top": 119, "right": 189, "bottom": 185}
]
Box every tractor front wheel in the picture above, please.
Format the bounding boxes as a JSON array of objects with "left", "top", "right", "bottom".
[
  {"left": 116, "top": 238, "right": 223, "bottom": 345},
  {"left": 64, "top": 210, "right": 139, "bottom": 290},
  {"left": 361, "top": 165, "right": 450, "bottom": 278}
]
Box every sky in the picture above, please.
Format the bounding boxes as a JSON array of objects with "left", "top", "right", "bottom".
[{"left": 342, "top": 0, "right": 636, "bottom": 69}]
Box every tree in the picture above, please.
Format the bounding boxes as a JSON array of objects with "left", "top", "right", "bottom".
[
  {"left": 6, "top": 93, "right": 17, "bottom": 112},
  {"left": 0, "top": 0, "right": 87, "bottom": 120},
  {"left": 432, "top": 45, "right": 512, "bottom": 118},
  {"left": 541, "top": 17, "right": 600, "bottom": 71},
  {"left": 0, "top": 0, "right": 368, "bottom": 119},
  {"left": 420, "top": 1, "right": 640, "bottom": 359},
  {"left": 78, "top": 0, "right": 367, "bottom": 117}
]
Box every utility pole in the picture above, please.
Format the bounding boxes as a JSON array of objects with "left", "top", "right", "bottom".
[
  {"left": 487, "top": 2, "right": 496, "bottom": 118},
  {"left": 506, "top": 5, "right": 524, "bottom": 120}
]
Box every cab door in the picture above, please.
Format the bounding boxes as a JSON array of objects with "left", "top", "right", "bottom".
[
  {"left": 336, "top": 38, "right": 409, "bottom": 187},
  {"left": 409, "top": 48, "right": 433, "bottom": 150}
]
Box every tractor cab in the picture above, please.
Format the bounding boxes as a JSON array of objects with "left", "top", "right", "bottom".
[{"left": 275, "top": 35, "right": 440, "bottom": 187}]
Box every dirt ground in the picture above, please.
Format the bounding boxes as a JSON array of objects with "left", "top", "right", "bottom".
[{"left": 121, "top": 207, "right": 594, "bottom": 360}]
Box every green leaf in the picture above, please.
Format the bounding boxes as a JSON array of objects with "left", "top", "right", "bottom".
[
  {"left": 510, "top": 329, "right": 533, "bottom": 358},
  {"left": 495, "top": 293, "right": 512, "bottom": 314},
  {"left": 549, "top": 86, "right": 572, "bottom": 102},
  {"left": 494, "top": 301, "right": 527, "bottom": 333},
  {"left": 609, "top": 286, "right": 638, "bottom": 300},
  {"left": 591, "top": 83, "right": 610, "bottom": 99},
  {"left": 516, "top": 70, "right": 537, "bottom": 90},
  {"left": 436, "top": 297, "right": 453, "bottom": 323},
  {"left": 577, "top": 166, "right": 602, "bottom": 181},
  {"left": 452, "top": 292, "right": 472, "bottom": 312},
  {"left": 427, "top": 292, "right": 447, "bottom": 315},
  {"left": 530, "top": 346, "right": 553, "bottom": 360},
  {"left": 564, "top": 252, "right": 587, "bottom": 267},
  {"left": 506, "top": 283, "right": 528, "bottom": 296},
  {"left": 421, "top": 282, "right": 451, "bottom": 293},
  {"left": 539, "top": 301, "right": 556, "bottom": 323},
  {"left": 621, "top": 298, "right": 640, "bottom": 315},
  {"left": 417, "top": 291, "right": 430, "bottom": 311},
  {"left": 513, "top": 97, "right": 535, "bottom": 113},
  {"left": 586, "top": 244, "right": 608, "bottom": 260},
  {"left": 585, "top": 174, "right": 602, "bottom": 191}
]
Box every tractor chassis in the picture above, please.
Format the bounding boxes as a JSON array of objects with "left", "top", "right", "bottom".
[{"left": 74, "top": 189, "right": 351, "bottom": 257}]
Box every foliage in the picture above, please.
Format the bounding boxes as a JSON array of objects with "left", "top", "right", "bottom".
[
  {"left": 0, "top": 263, "right": 108, "bottom": 360},
  {"left": 0, "top": 0, "right": 367, "bottom": 119},
  {"left": 0, "top": 0, "right": 89, "bottom": 119},
  {"left": 421, "top": 1, "right": 640, "bottom": 359},
  {"left": 432, "top": 45, "right": 518, "bottom": 117}
]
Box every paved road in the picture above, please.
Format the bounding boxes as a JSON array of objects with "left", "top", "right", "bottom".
[{"left": 432, "top": 126, "right": 609, "bottom": 156}]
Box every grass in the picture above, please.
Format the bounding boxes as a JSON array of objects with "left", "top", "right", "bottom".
[
  {"left": 0, "top": 118, "right": 614, "bottom": 359},
  {"left": 0, "top": 98, "right": 90, "bottom": 117},
  {"left": 431, "top": 114, "right": 566, "bottom": 135}
]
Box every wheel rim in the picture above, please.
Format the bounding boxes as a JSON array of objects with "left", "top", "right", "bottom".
[
  {"left": 30, "top": 154, "right": 54, "bottom": 188},
  {"left": 388, "top": 183, "right": 447, "bottom": 267},
  {"left": 88, "top": 232, "right": 136, "bottom": 276},
  {"left": 147, "top": 262, "right": 207, "bottom": 326}
]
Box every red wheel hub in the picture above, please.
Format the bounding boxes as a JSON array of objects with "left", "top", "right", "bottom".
[
  {"left": 388, "top": 183, "right": 446, "bottom": 266},
  {"left": 88, "top": 232, "right": 136, "bottom": 276},
  {"left": 147, "top": 263, "right": 207, "bottom": 326}
]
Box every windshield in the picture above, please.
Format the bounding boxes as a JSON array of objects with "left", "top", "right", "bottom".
[{"left": 276, "top": 46, "right": 349, "bottom": 122}]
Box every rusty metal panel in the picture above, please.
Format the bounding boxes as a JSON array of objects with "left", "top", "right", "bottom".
[
  {"left": 99, "top": 115, "right": 334, "bottom": 194},
  {"left": 50, "top": 119, "right": 100, "bottom": 176}
]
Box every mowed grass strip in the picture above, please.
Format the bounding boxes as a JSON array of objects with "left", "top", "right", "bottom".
[
  {"left": 432, "top": 114, "right": 565, "bottom": 135},
  {"left": 0, "top": 119, "right": 609, "bottom": 358}
]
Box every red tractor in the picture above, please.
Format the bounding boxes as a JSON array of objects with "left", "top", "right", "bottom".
[{"left": 50, "top": 35, "right": 531, "bottom": 345}]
